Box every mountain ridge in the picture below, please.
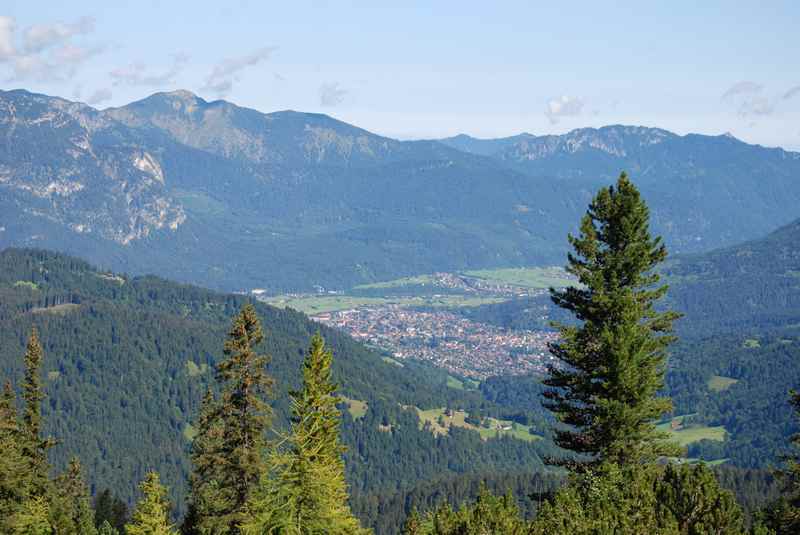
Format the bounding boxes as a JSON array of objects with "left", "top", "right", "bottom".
[{"left": 2, "top": 88, "right": 800, "bottom": 293}]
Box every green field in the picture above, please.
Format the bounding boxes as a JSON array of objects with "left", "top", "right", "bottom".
[
  {"left": 381, "top": 356, "right": 404, "bottom": 367},
  {"left": 707, "top": 375, "right": 739, "bottom": 392},
  {"left": 340, "top": 397, "right": 368, "bottom": 419},
  {"left": 462, "top": 266, "right": 575, "bottom": 289},
  {"left": 657, "top": 415, "right": 727, "bottom": 447},
  {"left": 743, "top": 338, "right": 761, "bottom": 348},
  {"left": 30, "top": 303, "right": 80, "bottom": 315},
  {"left": 264, "top": 294, "right": 505, "bottom": 315},
  {"left": 353, "top": 274, "right": 440, "bottom": 290},
  {"left": 413, "top": 407, "right": 539, "bottom": 443},
  {"left": 446, "top": 375, "right": 479, "bottom": 391}
]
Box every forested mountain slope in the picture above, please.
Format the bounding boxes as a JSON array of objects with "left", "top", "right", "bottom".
[
  {"left": 441, "top": 126, "right": 800, "bottom": 253},
  {"left": 446, "top": 219, "right": 800, "bottom": 470},
  {"left": 663, "top": 217, "right": 800, "bottom": 335},
  {"left": 0, "top": 248, "right": 553, "bottom": 522},
  {"left": 2, "top": 89, "right": 799, "bottom": 293}
]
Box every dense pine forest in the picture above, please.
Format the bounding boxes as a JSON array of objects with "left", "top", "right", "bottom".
[{"left": 1, "top": 174, "right": 799, "bottom": 534}]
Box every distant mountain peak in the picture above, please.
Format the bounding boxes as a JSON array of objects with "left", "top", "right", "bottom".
[{"left": 162, "top": 89, "right": 202, "bottom": 101}]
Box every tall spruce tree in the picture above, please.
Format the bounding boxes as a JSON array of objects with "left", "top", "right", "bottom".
[
  {"left": 187, "top": 304, "right": 274, "bottom": 534},
  {"left": 49, "top": 457, "right": 97, "bottom": 535},
  {"left": 21, "top": 328, "right": 53, "bottom": 494},
  {"left": 0, "top": 380, "right": 32, "bottom": 532},
  {"left": 545, "top": 173, "right": 681, "bottom": 466},
  {"left": 242, "top": 334, "right": 368, "bottom": 534},
  {"left": 126, "top": 472, "right": 177, "bottom": 535}
]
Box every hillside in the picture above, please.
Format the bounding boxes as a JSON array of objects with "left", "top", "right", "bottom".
[
  {"left": 2, "top": 89, "right": 800, "bottom": 293},
  {"left": 441, "top": 126, "right": 800, "bottom": 252},
  {"left": 445, "top": 219, "right": 800, "bottom": 469},
  {"left": 0, "top": 248, "right": 555, "bottom": 525},
  {"left": 664, "top": 217, "right": 800, "bottom": 335}
]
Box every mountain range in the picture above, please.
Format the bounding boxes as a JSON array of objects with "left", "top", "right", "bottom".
[{"left": 2, "top": 89, "right": 800, "bottom": 292}]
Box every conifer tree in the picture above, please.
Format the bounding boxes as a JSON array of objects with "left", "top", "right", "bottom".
[
  {"left": 94, "top": 489, "right": 129, "bottom": 534},
  {"left": 544, "top": 172, "right": 681, "bottom": 466},
  {"left": 0, "top": 380, "right": 32, "bottom": 532},
  {"left": 185, "top": 389, "right": 226, "bottom": 534},
  {"left": 401, "top": 488, "right": 527, "bottom": 535},
  {"left": 98, "top": 520, "right": 121, "bottom": 535},
  {"left": 655, "top": 463, "right": 745, "bottom": 534},
  {"left": 21, "top": 329, "right": 53, "bottom": 493},
  {"left": 10, "top": 495, "right": 52, "bottom": 535},
  {"left": 187, "top": 304, "right": 274, "bottom": 534},
  {"left": 50, "top": 457, "right": 97, "bottom": 535},
  {"left": 126, "top": 472, "right": 177, "bottom": 535},
  {"left": 242, "top": 334, "right": 368, "bottom": 534}
]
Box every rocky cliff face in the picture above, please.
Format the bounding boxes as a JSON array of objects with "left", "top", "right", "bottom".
[{"left": 0, "top": 90, "right": 185, "bottom": 245}]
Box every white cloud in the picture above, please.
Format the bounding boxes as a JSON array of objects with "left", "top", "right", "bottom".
[
  {"left": 785, "top": 85, "right": 800, "bottom": 100},
  {"left": 545, "top": 95, "right": 584, "bottom": 124},
  {"left": 23, "top": 16, "right": 94, "bottom": 53},
  {"left": 0, "top": 16, "right": 101, "bottom": 82},
  {"left": 86, "top": 87, "right": 112, "bottom": 105},
  {"left": 738, "top": 96, "right": 774, "bottom": 117},
  {"left": 721, "top": 81, "right": 762, "bottom": 99},
  {"left": 110, "top": 53, "right": 189, "bottom": 86},
  {"left": 201, "top": 47, "right": 276, "bottom": 97},
  {"left": 319, "top": 82, "right": 348, "bottom": 107},
  {"left": 0, "top": 16, "right": 15, "bottom": 61}
]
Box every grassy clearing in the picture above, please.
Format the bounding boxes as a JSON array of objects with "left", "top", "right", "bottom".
[
  {"left": 13, "top": 281, "right": 39, "bottom": 290},
  {"left": 30, "top": 303, "right": 80, "bottom": 315},
  {"left": 743, "top": 338, "right": 761, "bottom": 348},
  {"left": 462, "top": 267, "right": 574, "bottom": 289},
  {"left": 185, "top": 361, "right": 209, "bottom": 378},
  {"left": 340, "top": 397, "right": 368, "bottom": 419},
  {"left": 675, "top": 457, "right": 729, "bottom": 466},
  {"left": 707, "top": 375, "right": 739, "bottom": 392},
  {"left": 657, "top": 415, "right": 727, "bottom": 447},
  {"left": 174, "top": 189, "right": 227, "bottom": 216},
  {"left": 265, "top": 294, "right": 504, "bottom": 315},
  {"left": 354, "top": 274, "right": 439, "bottom": 290},
  {"left": 446, "top": 375, "right": 479, "bottom": 391},
  {"left": 413, "top": 407, "right": 539, "bottom": 443},
  {"left": 381, "top": 356, "right": 404, "bottom": 367},
  {"left": 183, "top": 423, "right": 198, "bottom": 442}
]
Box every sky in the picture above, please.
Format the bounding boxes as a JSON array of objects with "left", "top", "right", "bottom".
[{"left": 2, "top": 1, "right": 799, "bottom": 149}]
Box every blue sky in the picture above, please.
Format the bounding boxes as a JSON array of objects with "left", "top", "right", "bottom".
[{"left": 2, "top": 1, "right": 799, "bottom": 148}]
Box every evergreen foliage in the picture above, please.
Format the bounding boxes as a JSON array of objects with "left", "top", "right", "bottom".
[
  {"left": 655, "top": 463, "right": 746, "bottom": 535},
  {"left": 93, "top": 489, "right": 130, "bottom": 534},
  {"left": 242, "top": 334, "right": 368, "bottom": 534},
  {"left": 126, "top": 472, "right": 177, "bottom": 535},
  {"left": 49, "top": 457, "right": 97, "bottom": 534},
  {"left": 401, "top": 487, "right": 527, "bottom": 535},
  {"left": 10, "top": 495, "right": 52, "bottom": 535},
  {"left": 187, "top": 304, "right": 274, "bottom": 534},
  {"left": 21, "top": 328, "right": 54, "bottom": 495},
  {"left": 545, "top": 172, "right": 680, "bottom": 465},
  {"left": 762, "top": 390, "right": 800, "bottom": 534},
  {"left": 98, "top": 520, "right": 122, "bottom": 535},
  {"left": 529, "top": 462, "right": 749, "bottom": 535}
]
